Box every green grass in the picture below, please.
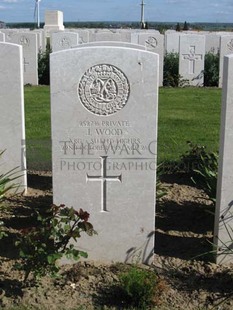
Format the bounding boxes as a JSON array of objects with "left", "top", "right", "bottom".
[
  {"left": 158, "top": 87, "right": 221, "bottom": 163},
  {"left": 24, "top": 86, "right": 222, "bottom": 170},
  {"left": 24, "top": 85, "right": 51, "bottom": 170}
]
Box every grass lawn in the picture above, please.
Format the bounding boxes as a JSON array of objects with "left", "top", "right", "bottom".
[
  {"left": 24, "top": 86, "right": 222, "bottom": 170},
  {"left": 24, "top": 85, "right": 51, "bottom": 170},
  {"left": 158, "top": 87, "right": 221, "bottom": 163}
]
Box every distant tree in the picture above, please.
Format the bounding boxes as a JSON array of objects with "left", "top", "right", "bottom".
[
  {"left": 183, "top": 21, "right": 189, "bottom": 30},
  {"left": 38, "top": 45, "right": 51, "bottom": 85},
  {"left": 176, "top": 23, "right": 181, "bottom": 32},
  {"left": 163, "top": 52, "right": 180, "bottom": 87},
  {"left": 204, "top": 52, "right": 219, "bottom": 87}
]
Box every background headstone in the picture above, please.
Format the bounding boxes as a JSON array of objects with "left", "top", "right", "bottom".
[
  {"left": 179, "top": 34, "right": 205, "bottom": 86},
  {"left": 90, "top": 30, "right": 121, "bottom": 42},
  {"left": 205, "top": 33, "right": 220, "bottom": 54},
  {"left": 2, "top": 29, "right": 30, "bottom": 43},
  {"left": 0, "top": 42, "right": 27, "bottom": 192},
  {"left": 90, "top": 29, "right": 131, "bottom": 43},
  {"left": 74, "top": 29, "right": 90, "bottom": 44},
  {"left": 165, "top": 32, "right": 181, "bottom": 53},
  {"left": 0, "top": 32, "right": 5, "bottom": 42},
  {"left": 73, "top": 41, "right": 146, "bottom": 50},
  {"left": 10, "top": 32, "right": 38, "bottom": 85},
  {"left": 32, "top": 29, "right": 45, "bottom": 52},
  {"left": 50, "top": 46, "right": 158, "bottom": 263},
  {"left": 2, "top": 29, "right": 20, "bottom": 42},
  {"left": 219, "top": 35, "right": 233, "bottom": 87},
  {"left": 136, "top": 33, "right": 164, "bottom": 86},
  {"left": 214, "top": 54, "right": 233, "bottom": 265},
  {"left": 51, "top": 32, "right": 79, "bottom": 52}
]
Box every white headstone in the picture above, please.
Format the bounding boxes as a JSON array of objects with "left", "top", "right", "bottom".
[
  {"left": 219, "top": 35, "right": 233, "bottom": 87},
  {"left": 73, "top": 41, "right": 146, "bottom": 50},
  {"left": 205, "top": 33, "right": 220, "bottom": 54},
  {"left": 90, "top": 30, "right": 119, "bottom": 42},
  {"left": 51, "top": 32, "right": 79, "bottom": 52},
  {"left": 136, "top": 33, "right": 164, "bottom": 86},
  {"left": 75, "top": 29, "right": 90, "bottom": 44},
  {"left": 10, "top": 32, "right": 38, "bottom": 85},
  {"left": 165, "top": 32, "right": 181, "bottom": 53},
  {"left": 0, "top": 42, "right": 27, "bottom": 192},
  {"left": 0, "top": 32, "right": 5, "bottom": 42},
  {"left": 50, "top": 46, "right": 158, "bottom": 263},
  {"left": 32, "top": 29, "right": 45, "bottom": 52},
  {"left": 214, "top": 54, "right": 233, "bottom": 265},
  {"left": 179, "top": 35, "right": 205, "bottom": 86},
  {"left": 2, "top": 29, "right": 20, "bottom": 42}
]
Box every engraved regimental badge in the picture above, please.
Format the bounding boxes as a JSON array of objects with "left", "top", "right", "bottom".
[
  {"left": 145, "top": 36, "right": 157, "bottom": 49},
  {"left": 60, "top": 37, "right": 71, "bottom": 48},
  {"left": 19, "top": 36, "right": 30, "bottom": 47},
  {"left": 78, "top": 64, "right": 130, "bottom": 116}
]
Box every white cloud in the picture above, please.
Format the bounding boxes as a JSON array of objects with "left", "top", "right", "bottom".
[
  {"left": 165, "top": 0, "right": 190, "bottom": 3},
  {"left": 2, "top": 0, "right": 19, "bottom": 3},
  {"left": 217, "top": 10, "right": 231, "bottom": 15}
]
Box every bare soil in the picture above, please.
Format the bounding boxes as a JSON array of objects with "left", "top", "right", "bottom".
[{"left": 0, "top": 171, "right": 232, "bottom": 309}]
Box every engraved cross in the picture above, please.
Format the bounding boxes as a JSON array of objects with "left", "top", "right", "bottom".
[
  {"left": 86, "top": 156, "right": 122, "bottom": 212},
  {"left": 23, "top": 58, "right": 29, "bottom": 73},
  {"left": 182, "top": 45, "right": 202, "bottom": 74}
]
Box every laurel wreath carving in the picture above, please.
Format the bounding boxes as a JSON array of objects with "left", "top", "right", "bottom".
[{"left": 78, "top": 64, "right": 130, "bottom": 116}]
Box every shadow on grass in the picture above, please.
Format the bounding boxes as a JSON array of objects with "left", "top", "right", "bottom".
[{"left": 27, "top": 173, "right": 52, "bottom": 191}]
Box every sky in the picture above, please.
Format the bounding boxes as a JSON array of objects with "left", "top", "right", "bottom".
[{"left": 0, "top": 0, "right": 232, "bottom": 23}]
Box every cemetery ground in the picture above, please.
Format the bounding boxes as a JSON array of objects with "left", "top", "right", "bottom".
[
  {"left": 0, "top": 86, "right": 233, "bottom": 309},
  {"left": 24, "top": 86, "right": 221, "bottom": 169}
]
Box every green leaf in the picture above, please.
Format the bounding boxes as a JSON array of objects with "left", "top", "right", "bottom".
[{"left": 79, "top": 251, "right": 88, "bottom": 258}]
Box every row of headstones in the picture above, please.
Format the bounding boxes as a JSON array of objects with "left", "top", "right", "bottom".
[
  {"left": 0, "top": 40, "right": 232, "bottom": 264},
  {"left": 0, "top": 28, "right": 233, "bottom": 87}
]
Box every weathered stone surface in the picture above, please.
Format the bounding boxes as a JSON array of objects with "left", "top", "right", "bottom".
[
  {"left": 219, "top": 35, "right": 233, "bottom": 87},
  {"left": 44, "top": 10, "right": 65, "bottom": 37},
  {"left": 9, "top": 32, "right": 38, "bottom": 85},
  {"left": 0, "top": 42, "right": 27, "bottom": 192},
  {"left": 0, "top": 32, "right": 5, "bottom": 42},
  {"left": 51, "top": 32, "right": 79, "bottom": 52},
  {"left": 214, "top": 54, "right": 233, "bottom": 265},
  {"left": 179, "top": 34, "right": 205, "bottom": 86},
  {"left": 50, "top": 46, "right": 158, "bottom": 263}
]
